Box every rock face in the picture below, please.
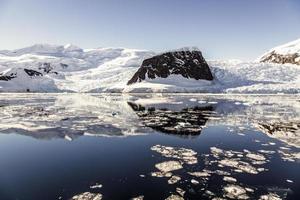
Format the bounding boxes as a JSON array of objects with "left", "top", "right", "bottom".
[
  {"left": 0, "top": 68, "right": 43, "bottom": 81},
  {"left": 259, "top": 38, "right": 300, "bottom": 65},
  {"left": 260, "top": 50, "right": 300, "bottom": 65},
  {"left": 127, "top": 49, "right": 213, "bottom": 85}
]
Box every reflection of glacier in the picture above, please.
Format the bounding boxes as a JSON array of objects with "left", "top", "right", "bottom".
[
  {"left": 0, "top": 94, "right": 146, "bottom": 140},
  {"left": 256, "top": 121, "right": 300, "bottom": 148},
  {"left": 128, "top": 94, "right": 300, "bottom": 147},
  {"left": 0, "top": 94, "right": 299, "bottom": 145}
]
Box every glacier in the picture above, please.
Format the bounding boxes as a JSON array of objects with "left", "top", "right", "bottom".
[{"left": 0, "top": 43, "right": 300, "bottom": 93}]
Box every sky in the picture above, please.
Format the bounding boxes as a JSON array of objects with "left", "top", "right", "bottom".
[{"left": 0, "top": 0, "right": 300, "bottom": 60}]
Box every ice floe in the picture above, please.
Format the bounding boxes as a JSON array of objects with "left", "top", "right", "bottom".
[
  {"left": 165, "top": 194, "right": 184, "bottom": 200},
  {"left": 71, "top": 192, "right": 102, "bottom": 200},
  {"left": 155, "top": 161, "right": 183, "bottom": 173},
  {"left": 89, "top": 183, "right": 102, "bottom": 189},
  {"left": 168, "top": 175, "right": 181, "bottom": 184},
  {"left": 151, "top": 145, "right": 198, "bottom": 164},
  {"left": 259, "top": 193, "right": 282, "bottom": 200},
  {"left": 223, "top": 184, "right": 249, "bottom": 199},
  {"left": 223, "top": 176, "right": 237, "bottom": 183},
  {"left": 131, "top": 195, "right": 144, "bottom": 200}
]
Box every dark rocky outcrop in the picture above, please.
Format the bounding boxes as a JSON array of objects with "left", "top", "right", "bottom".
[
  {"left": 0, "top": 68, "right": 43, "bottom": 81},
  {"left": 24, "top": 69, "right": 43, "bottom": 76},
  {"left": 127, "top": 50, "right": 213, "bottom": 85},
  {"left": 0, "top": 74, "right": 16, "bottom": 81},
  {"left": 260, "top": 51, "right": 300, "bottom": 65}
]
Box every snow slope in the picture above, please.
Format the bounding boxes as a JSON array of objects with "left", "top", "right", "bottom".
[
  {"left": 0, "top": 44, "right": 300, "bottom": 93},
  {"left": 259, "top": 38, "right": 300, "bottom": 59},
  {"left": 258, "top": 38, "right": 300, "bottom": 65}
]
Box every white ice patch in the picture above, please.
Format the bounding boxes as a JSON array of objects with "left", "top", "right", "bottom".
[
  {"left": 151, "top": 145, "right": 198, "bottom": 164},
  {"left": 155, "top": 161, "right": 183, "bottom": 173},
  {"left": 71, "top": 192, "right": 102, "bottom": 200},
  {"left": 223, "top": 184, "right": 249, "bottom": 199}
]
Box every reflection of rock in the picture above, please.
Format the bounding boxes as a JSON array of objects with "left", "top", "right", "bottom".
[
  {"left": 128, "top": 102, "right": 214, "bottom": 135},
  {"left": 256, "top": 121, "right": 300, "bottom": 148}
]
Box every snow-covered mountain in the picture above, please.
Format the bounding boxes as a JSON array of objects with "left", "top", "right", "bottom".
[
  {"left": 0, "top": 44, "right": 300, "bottom": 93},
  {"left": 259, "top": 38, "right": 300, "bottom": 65}
]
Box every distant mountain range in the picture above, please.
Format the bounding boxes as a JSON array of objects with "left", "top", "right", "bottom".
[{"left": 0, "top": 39, "right": 300, "bottom": 93}]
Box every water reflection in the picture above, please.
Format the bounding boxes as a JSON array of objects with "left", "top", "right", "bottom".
[
  {"left": 128, "top": 102, "right": 214, "bottom": 136},
  {"left": 0, "top": 94, "right": 299, "bottom": 200}
]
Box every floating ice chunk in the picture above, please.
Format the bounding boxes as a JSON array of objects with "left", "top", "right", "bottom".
[
  {"left": 151, "top": 171, "right": 173, "bottom": 177},
  {"left": 191, "top": 179, "right": 199, "bottom": 185},
  {"left": 71, "top": 192, "right": 102, "bottom": 200},
  {"left": 165, "top": 194, "right": 184, "bottom": 200},
  {"left": 246, "top": 153, "right": 266, "bottom": 161},
  {"left": 215, "top": 170, "right": 231, "bottom": 176},
  {"left": 90, "top": 183, "right": 102, "bottom": 189},
  {"left": 188, "top": 171, "right": 211, "bottom": 177},
  {"left": 258, "top": 150, "right": 276, "bottom": 154},
  {"left": 168, "top": 175, "right": 181, "bottom": 184},
  {"left": 155, "top": 161, "right": 183, "bottom": 173},
  {"left": 210, "top": 147, "right": 224, "bottom": 155},
  {"left": 223, "top": 184, "right": 249, "bottom": 199},
  {"left": 176, "top": 187, "right": 185, "bottom": 197},
  {"left": 223, "top": 176, "right": 237, "bottom": 183},
  {"left": 279, "top": 147, "right": 290, "bottom": 150},
  {"left": 278, "top": 150, "right": 300, "bottom": 162},
  {"left": 259, "top": 193, "right": 282, "bottom": 200},
  {"left": 131, "top": 195, "right": 144, "bottom": 200},
  {"left": 151, "top": 145, "right": 198, "bottom": 164},
  {"left": 219, "top": 159, "right": 239, "bottom": 168},
  {"left": 252, "top": 161, "right": 267, "bottom": 165},
  {"left": 245, "top": 188, "right": 254, "bottom": 193}
]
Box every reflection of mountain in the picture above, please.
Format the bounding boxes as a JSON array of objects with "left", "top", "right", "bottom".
[
  {"left": 0, "top": 94, "right": 144, "bottom": 140},
  {"left": 128, "top": 102, "right": 214, "bottom": 136},
  {"left": 1, "top": 124, "right": 123, "bottom": 141},
  {"left": 256, "top": 121, "right": 300, "bottom": 148}
]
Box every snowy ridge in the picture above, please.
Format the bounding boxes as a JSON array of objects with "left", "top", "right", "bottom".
[
  {"left": 259, "top": 38, "right": 300, "bottom": 60},
  {"left": 0, "top": 44, "right": 300, "bottom": 93},
  {"left": 258, "top": 38, "right": 300, "bottom": 65}
]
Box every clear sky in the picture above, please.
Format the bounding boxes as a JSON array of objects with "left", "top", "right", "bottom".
[{"left": 0, "top": 0, "right": 300, "bottom": 60}]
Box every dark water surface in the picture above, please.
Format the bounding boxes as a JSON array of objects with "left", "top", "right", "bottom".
[{"left": 0, "top": 94, "right": 299, "bottom": 200}]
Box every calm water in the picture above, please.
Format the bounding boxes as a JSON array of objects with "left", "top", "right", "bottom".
[{"left": 0, "top": 94, "right": 299, "bottom": 200}]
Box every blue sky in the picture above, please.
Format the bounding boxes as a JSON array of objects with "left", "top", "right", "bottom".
[{"left": 0, "top": 0, "right": 300, "bottom": 60}]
